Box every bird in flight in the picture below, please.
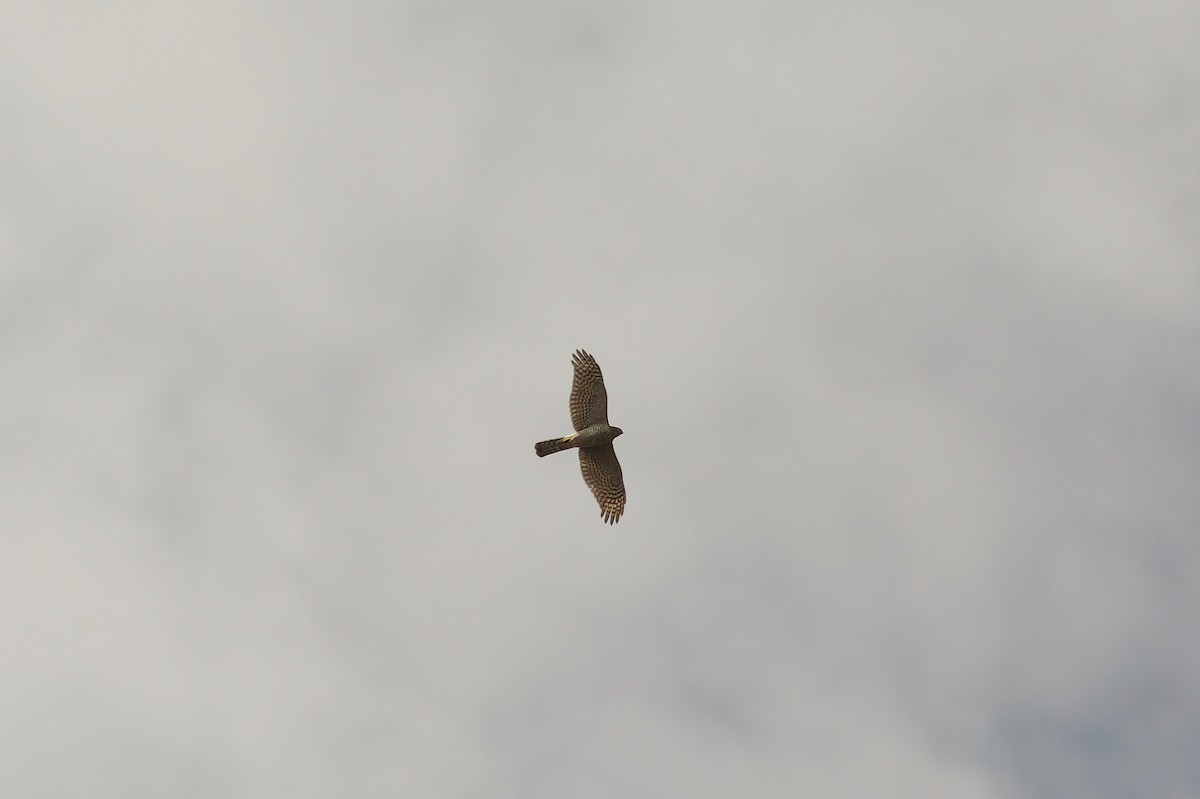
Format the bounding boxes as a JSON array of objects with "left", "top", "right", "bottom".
[{"left": 534, "top": 350, "right": 626, "bottom": 524}]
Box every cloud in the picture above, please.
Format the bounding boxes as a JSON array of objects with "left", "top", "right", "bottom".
[{"left": 1, "top": 1, "right": 1197, "bottom": 796}]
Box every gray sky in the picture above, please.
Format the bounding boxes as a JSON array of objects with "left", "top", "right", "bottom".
[{"left": 2, "top": 2, "right": 1198, "bottom": 797}]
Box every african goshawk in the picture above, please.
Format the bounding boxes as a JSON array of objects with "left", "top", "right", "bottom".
[{"left": 534, "top": 350, "right": 626, "bottom": 524}]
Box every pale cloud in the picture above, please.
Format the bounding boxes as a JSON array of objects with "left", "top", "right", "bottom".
[{"left": 1, "top": 2, "right": 1196, "bottom": 797}]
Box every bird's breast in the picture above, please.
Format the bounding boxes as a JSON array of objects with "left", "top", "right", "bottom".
[{"left": 575, "top": 424, "right": 617, "bottom": 447}]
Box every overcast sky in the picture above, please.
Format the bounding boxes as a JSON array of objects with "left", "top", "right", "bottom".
[{"left": 2, "top": 2, "right": 1198, "bottom": 797}]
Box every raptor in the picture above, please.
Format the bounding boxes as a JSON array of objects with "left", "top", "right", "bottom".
[{"left": 534, "top": 350, "right": 626, "bottom": 524}]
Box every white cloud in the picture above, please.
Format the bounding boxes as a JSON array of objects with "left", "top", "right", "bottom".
[{"left": 1, "top": 1, "right": 1197, "bottom": 796}]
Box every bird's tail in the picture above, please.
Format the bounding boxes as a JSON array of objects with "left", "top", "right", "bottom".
[{"left": 535, "top": 434, "right": 577, "bottom": 457}]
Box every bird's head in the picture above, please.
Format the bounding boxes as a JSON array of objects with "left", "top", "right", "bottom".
[{"left": 612, "top": 427, "right": 624, "bottom": 439}]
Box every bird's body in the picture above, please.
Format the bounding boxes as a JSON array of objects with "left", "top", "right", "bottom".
[
  {"left": 534, "top": 423, "right": 622, "bottom": 456},
  {"left": 534, "top": 350, "right": 627, "bottom": 524}
]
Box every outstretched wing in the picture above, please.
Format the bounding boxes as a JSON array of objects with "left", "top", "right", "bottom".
[
  {"left": 578, "top": 444, "right": 625, "bottom": 524},
  {"left": 569, "top": 349, "right": 608, "bottom": 431}
]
